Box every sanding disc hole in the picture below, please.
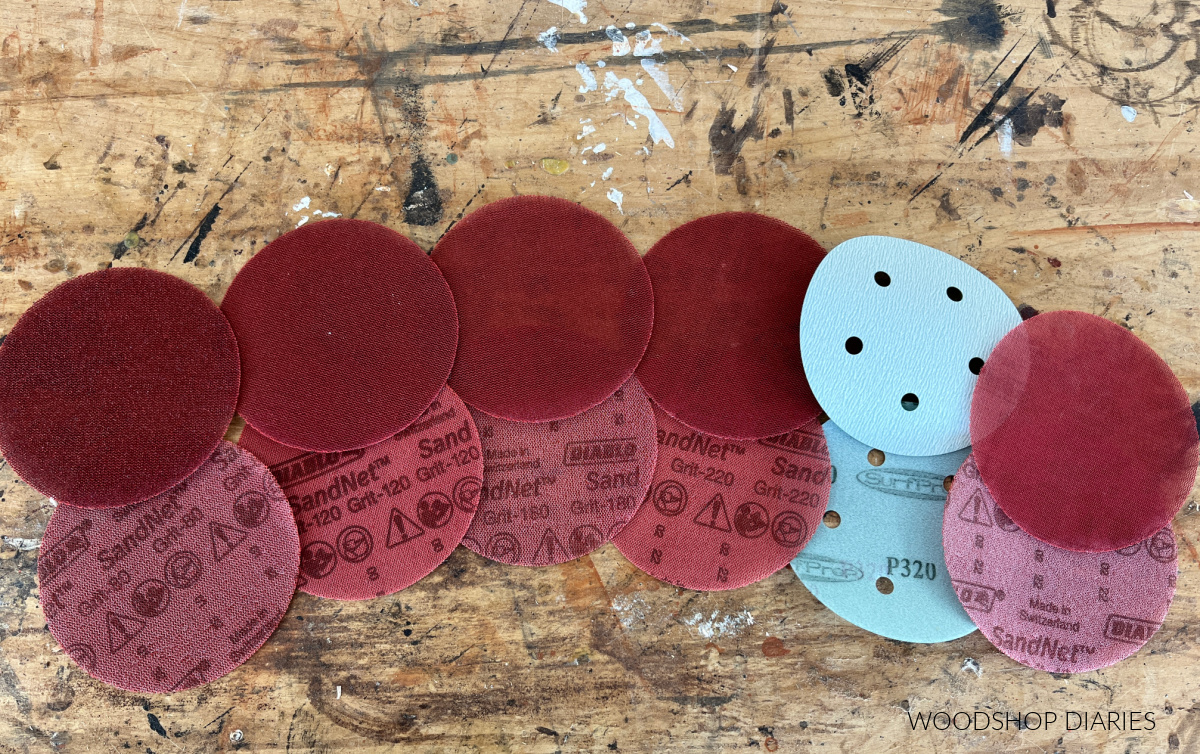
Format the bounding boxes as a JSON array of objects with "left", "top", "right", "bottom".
[
  {"left": 943, "top": 475, "right": 954, "bottom": 492},
  {"left": 874, "top": 271, "right": 891, "bottom": 287},
  {"left": 845, "top": 337, "right": 863, "bottom": 355},
  {"left": 867, "top": 448, "right": 886, "bottom": 466},
  {"left": 969, "top": 357, "right": 984, "bottom": 375},
  {"left": 876, "top": 576, "right": 894, "bottom": 595},
  {"left": 901, "top": 393, "right": 919, "bottom": 411},
  {"left": 822, "top": 510, "right": 841, "bottom": 529},
  {"left": 947, "top": 286, "right": 963, "bottom": 302}
]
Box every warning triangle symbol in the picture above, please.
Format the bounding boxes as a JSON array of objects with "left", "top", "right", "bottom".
[
  {"left": 106, "top": 611, "right": 147, "bottom": 654},
  {"left": 692, "top": 493, "right": 733, "bottom": 532},
  {"left": 958, "top": 489, "right": 993, "bottom": 527},
  {"left": 170, "top": 661, "right": 210, "bottom": 692},
  {"left": 210, "top": 521, "right": 248, "bottom": 562},
  {"left": 386, "top": 508, "right": 425, "bottom": 549},
  {"left": 532, "top": 528, "right": 567, "bottom": 564}
]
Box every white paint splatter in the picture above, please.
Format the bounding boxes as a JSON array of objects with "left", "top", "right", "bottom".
[
  {"left": 593, "top": 142, "right": 606, "bottom": 153},
  {"left": 575, "top": 62, "right": 597, "bottom": 93},
  {"left": 335, "top": 685, "right": 342, "bottom": 699},
  {"left": 175, "top": 0, "right": 188, "bottom": 29},
  {"left": 633, "top": 30, "right": 663, "bottom": 57},
  {"left": 640, "top": 59, "right": 682, "bottom": 111},
  {"left": 997, "top": 119, "right": 1014, "bottom": 158},
  {"left": 12, "top": 193, "right": 33, "bottom": 219},
  {"left": 611, "top": 593, "right": 649, "bottom": 630},
  {"left": 606, "top": 187, "right": 624, "bottom": 214},
  {"left": 375, "top": 186, "right": 392, "bottom": 192},
  {"left": 683, "top": 609, "right": 755, "bottom": 639},
  {"left": 545, "top": 0, "right": 587, "bottom": 24},
  {"left": 603, "top": 71, "right": 675, "bottom": 147},
  {"left": 602, "top": 167, "right": 613, "bottom": 180},
  {"left": 596, "top": 60, "right": 606, "bottom": 68},
  {"left": 290, "top": 196, "right": 339, "bottom": 227},
  {"left": 650, "top": 22, "right": 692, "bottom": 44},
  {"left": 577, "top": 124, "right": 597, "bottom": 140},
  {"left": 538, "top": 26, "right": 560, "bottom": 52},
  {"left": 409, "top": 0, "right": 420, "bottom": 6},
  {"left": 1121, "top": 105, "right": 1138, "bottom": 122},
  {"left": 606, "top": 26, "right": 631, "bottom": 56},
  {"left": 2, "top": 536, "right": 41, "bottom": 551},
  {"left": 625, "top": 22, "right": 635, "bottom": 29},
  {"left": 961, "top": 658, "right": 982, "bottom": 677},
  {"left": 1164, "top": 192, "right": 1200, "bottom": 221},
  {"left": 726, "top": 63, "right": 738, "bottom": 72}
]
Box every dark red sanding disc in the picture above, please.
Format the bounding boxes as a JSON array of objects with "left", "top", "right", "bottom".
[
  {"left": 462, "top": 379, "right": 657, "bottom": 566},
  {"left": 38, "top": 442, "right": 299, "bottom": 693},
  {"left": 636, "top": 213, "right": 825, "bottom": 440},
  {"left": 431, "top": 196, "right": 654, "bottom": 423},
  {"left": 221, "top": 219, "right": 458, "bottom": 452},
  {"left": 944, "top": 455, "right": 1177, "bottom": 673},
  {"left": 971, "top": 310, "right": 1199, "bottom": 553},
  {"left": 612, "top": 404, "right": 830, "bottom": 590},
  {"left": 0, "top": 268, "right": 239, "bottom": 509},
  {"left": 239, "top": 385, "right": 482, "bottom": 599}
]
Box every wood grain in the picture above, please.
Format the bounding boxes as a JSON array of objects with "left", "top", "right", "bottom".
[{"left": 2, "top": 0, "right": 1200, "bottom": 750}]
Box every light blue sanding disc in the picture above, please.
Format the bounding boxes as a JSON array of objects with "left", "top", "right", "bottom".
[
  {"left": 799, "top": 236, "right": 1021, "bottom": 456},
  {"left": 792, "top": 421, "right": 977, "bottom": 643}
]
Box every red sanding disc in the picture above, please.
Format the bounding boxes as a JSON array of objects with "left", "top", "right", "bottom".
[
  {"left": 221, "top": 219, "right": 458, "bottom": 452},
  {"left": 431, "top": 196, "right": 653, "bottom": 422},
  {"left": 462, "top": 379, "right": 657, "bottom": 565},
  {"left": 636, "top": 213, "right": 824, "bottom": 440},
  {"left": 971, "top": 310, "right": 1198, "bottom": 552},
  {"left": 944, "top": 455, "right": 1177, "bottom": 673},
  {"left": 0, "top": 268, "right": 239, "bottom": 509},
  {"left": 38, "top": 442, "right": 299, "bottom": 693},
  {"left": 612, "top": 404, "right": 831, "bottom": 590},
  {"left": 239, "top": 386, "right": 482, "bottom": 599}
]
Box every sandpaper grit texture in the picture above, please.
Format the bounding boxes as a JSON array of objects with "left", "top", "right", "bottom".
[
  {"left": 970, "top": 310, "right": 1198, "bottom": 553},
  {"left": 240, "top": 386, "right": 482, "bottom": 599},
  {"left": 613, "top": 404, "right": 830, "bottom": 590},
  {"left": 792, "top": 421, "right": 975, "bottom": 643},
  {"left": 463, "top": 379, "right": 657, "bottom": 566},
  {"left": 0, "top": 268, "right": 240, "bottom": 508},
  {"left": 38, "top": 443, "right": 300, "bottom": 693},
  {"left": 943, "top": 455, "right": 1177, "bottom": 673}
]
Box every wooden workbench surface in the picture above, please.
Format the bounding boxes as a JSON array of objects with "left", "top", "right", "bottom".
[{"left": 1, "top": 0, "right": 1199, "bottom": 750}]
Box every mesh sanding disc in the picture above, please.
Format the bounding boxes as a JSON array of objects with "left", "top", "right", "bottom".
[
  {"left": 944, "top": 455, "right": 1177, "bottom": 673},
  {"left": 792, "top": 421, "right": 975, "bottom": 643},
  {"left": 431, "top": 196, "right": 653, "bottom": 423},
  {"left": 38, "top": 442, "right": 299, "bottom": 693},
  {"left": 0, "top": 268, "right": 239, "bottom": 508},
  {"left": 221, "top": 219, "right": 458, "bottom": 452},
  {"left": 971, "top": 310, "right": 1198, "bottom": 552},
  {"left": 239, "top": 386, "right": 482, "bottom": 599},
  {"left": 636, "top": 213, "right": 825, "bottom": 439},
  {"left": 613, "top": 404, "right": 830, "bottom": 590},
  {"left": 462, "top": 379, "right": 657, "bottom": 566},
  {"left": 800, "top": 236, "right": 1021, "bottom": 456}
]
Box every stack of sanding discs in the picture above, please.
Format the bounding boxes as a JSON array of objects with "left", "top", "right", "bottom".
[
  {"left": 0, "top": 201, "right": 1193, "bottom": 692},
  {"left": 614, "top": 214, "right": 832, "bottom": 590}
]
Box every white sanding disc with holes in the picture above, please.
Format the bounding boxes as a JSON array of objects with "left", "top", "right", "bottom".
[
  {"left": 791, "top": 421, "right": 976, "bottom": 643},
  {"left": 799, "top": 236, "right": 1021, "bottom": 456}
]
